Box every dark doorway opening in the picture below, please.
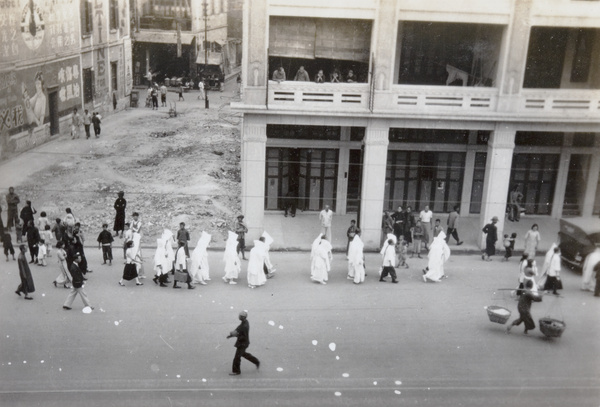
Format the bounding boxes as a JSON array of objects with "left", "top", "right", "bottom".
[{"left": 48, "top": 89, "right": 60, "bottom": 136}]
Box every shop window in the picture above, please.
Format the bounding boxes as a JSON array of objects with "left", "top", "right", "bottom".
[
  {"left": 515, "top": 132, "right": 564, "bottom": 147},
  {"left": 350, "top": 127, "right": 365, "bottom": 142},
  {"left": 81, "top": 0, "right": 93, "bottom": 35},
  {"left": 397, "top": 21, "right": 502, "bottom": 86},
  {"left": 524, "top": 27, "right": 569, "bottom": 89},
  {"left": 389, "top": 128, "right": 469, "bottom": 144},
  {"left": 572, "top": 133, "right": 596, "bottom": 147},
  {"left": 571, "top": 29, "right": 594, "bottom": 82},
  {"left": 470, "top": 152, "right": 487, "bottom": 214},
  {"left": 509, "top": 154, "right": 559, "bottom": 215},
  {"left": 266, "top": 125, "right": 341, "bottom": 141}
]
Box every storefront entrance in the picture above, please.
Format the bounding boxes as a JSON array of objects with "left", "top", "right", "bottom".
[
  {"left": 384, "top": 150, "right": 465, "bottom": 213},
  {"left": 265, "top": 148, "right": 338, "bottom": 211},
  {"left": 509, "top": 153, "right": 559, "bottom": 215}
]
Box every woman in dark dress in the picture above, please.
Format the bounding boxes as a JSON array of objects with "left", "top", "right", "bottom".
[
  {"left": 119, "top": 240, "right": 142, "bottom": 286},
  {"left": 15, "top": 245, "right": 35, "bottom": 299},
  {"left": 113, "top": 191, "right": 127, "bottom": 238}
]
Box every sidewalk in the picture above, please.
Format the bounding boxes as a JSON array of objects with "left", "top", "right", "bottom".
[{"left": 263, "top": 211, "right": 560, "bottom": 255}]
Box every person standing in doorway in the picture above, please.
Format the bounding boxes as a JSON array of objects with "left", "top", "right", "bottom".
[
  {"left": 227, "top": 311, "right": 260, "bottom": 375},
  {"left": 63, "top": 253, "right": 93, "bottom": 310},
  {"left": 319, "top": 205, "right": 333, "bottom": 243},
  {"left": 446, "top": 205, "right": 463, "bottom": 245},
  {"left": 113, "top": 191, "right": 127, "bottom": 238},
  {"left": 419, "top": 205, "right": 433, "bottom": 250},
  {"left": 83, "top": 109, "right": 92, "bottom": 139},
  {"left": 482, "top": 216, "right": 499, "bottom": 261},
  {"left": 92, "top": 112, "right": 101, "bottom": 138}
]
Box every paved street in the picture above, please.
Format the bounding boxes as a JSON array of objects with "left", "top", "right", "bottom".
[{"left": 1, "top": 249, "right": 598, "bottom": 406}]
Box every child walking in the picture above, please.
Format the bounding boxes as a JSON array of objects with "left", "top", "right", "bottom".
[
  {"left": 15, "top": 219, "right": 23, "bottom": 243},
  {"left": 3, "top": 229, "right": 15, "bottom": 261},
  {"left": 97, "top": 223, "right": 114, "bottom": 265},
  {"left": 40, "top": 224, "right": 53, "bottom": 257},
  {"left": 396, "top": 235, "right": 409, "bottom": 269},
  {"left": 503, "top": 232, "right": 517, "bottom": 261},
  {"left": 37, "top": 239, "right": 47, "bottom": 266}
]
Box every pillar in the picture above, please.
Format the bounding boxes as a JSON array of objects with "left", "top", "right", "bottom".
[
  {"left": 551, "top": 152, "right": 572, "bottom": 219},
  {"left": 460, "top": 147, "right": 477, "bottom": 217},
  {"left": 359, "top": 120, "right": 390, "bottom": 250},
  {"left": 479, "top": 126, "right": 515, "bottom": 248},
  {"left": 336, "top": 127, "right": 351, "bottom": 215},
  {"left": 241, "top": 115, "right": 267, "bottom": 241},
  {"left": 582, "top": 153, "right": 600, "bottom": 217}
]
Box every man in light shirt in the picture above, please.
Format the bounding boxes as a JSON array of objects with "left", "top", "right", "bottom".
[
  {"left": 379, "top": 239, "right": 398, "bottom": 283},
  {"left": 419, "top": 205, "right": 433, "bottom": 249},
  {"left": 319, "top": 205, "right": 333, "bottom": 242}
]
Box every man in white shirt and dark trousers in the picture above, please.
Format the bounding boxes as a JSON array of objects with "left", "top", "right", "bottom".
[
  {"left": 379, "top": 239, "right": 398, "bottom": 283},
  {"left": 419, "top": 205, "right": 433, "bottom": 249},
  {"left": 319, "top": 205, "right": 333, "bottom": 242}
]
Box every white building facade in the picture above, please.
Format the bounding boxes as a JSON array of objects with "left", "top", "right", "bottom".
[{"left": 234, "top": 0, "right": 600, "bottom": 250}]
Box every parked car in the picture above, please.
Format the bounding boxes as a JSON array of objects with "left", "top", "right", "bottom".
[{"left": 558, "top": 217, "right": 600, "bottom": 271}]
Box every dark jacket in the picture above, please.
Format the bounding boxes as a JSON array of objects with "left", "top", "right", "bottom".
[
  {"left": 482, "top": 223, "right": 498, "bottom": 243},
  {"left": 69, "top": 262, "right": 85, "bottom": 288},
  {"left": 234, "top": 319, "right": 250, "bottom": 348}
]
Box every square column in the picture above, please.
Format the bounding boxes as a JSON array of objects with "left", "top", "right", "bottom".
[
  {"left": 551, "top": 151, "right": 572, "bottom": 219},
  {"left": 359, "top": 121, "right": 390, "bottom": 250},
  {"left": 241, "top": 116, "right": 267, "bottom": 241},
  {"left": 582, "top": 153, "right": 600, "bottom": 217},
  {"left": 479, "top": 126, "right": 516, "bottom": 248}
]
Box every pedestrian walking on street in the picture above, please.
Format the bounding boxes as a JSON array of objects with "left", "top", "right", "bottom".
[
  {"left": 83, "top": 109, "right": 92, "bottom": 139},
  {"left": 97, "top": 223, "right": 114, "bottom": 265},
  {"left": 91, "top": 112, "right": 101, "bottom": 138},
  {"left": 119, "top": 240, "right": 143, "bottom": 286},
  {"left": 177, "top": 222, "right": 191, "bottom": 257},
  {"left": 190, "top": 231, "right": 211, "bottom": 285},
  {"left": 261, "top": 232, "right": 276, "bottom": 279},
  {"left": 122, "top": 222, "right": 132, "bottom": 259},
  {"left": 381, "top": 210, "right": 394, "bottom": 247},
  {"left": 433, "top": 218, "right": 444, "bottom": 238},
  {"left": 63, "top": 207, "right": 77, "bottom": 239},
  {"left": 247, "top": 239, "right": 267, "bottom": 288},
  {"left": 63, "top": 253, "right": 93, "bottom": 311},
  {"left": 506, "top": 280, "right": 542, "bottom": 335},
  {"left": 423, "top": 232, "right": 451, "bottom": 282},
  {"left": 15, "top": 245, "right": 35, "bottom": 300},
  {"left": 403, "top": 206, "right": 415, "bottom": 246},
  {"left": 151, "top": 86, "right": 159, "bottom": 110},
  {"left": 223, "top": 231, "right": 241, "bottom": 284},
  {"left": 53, "top": 241, "right": 71, "bottom": 289},
  {"left": 178, "top": 85, "right": 184, "bottom": 101},
  {"left": 73, "top": 223, "right": 92, "bottom": 274},
  {"left": 5, "top": 187, "right": 20, "bottom": 231},
  {"left": 539, "top": 246, "right": 562, "bottom": 295},
  {"left": 113, "top": 191, "right": 127, "bottom": 238},
  {"left": 25, "top": 220, "right": 40, "bottom": 264},
  {"left": 173, "top": 240, "right": 194, "bottom": 289},
  {"left": 379, "top": 238, "right": 398, "bottom": 283},
  {"left": 160, "top": 83, "right": 168, "bottom": 106},
  {"left": 445, "top": 205, "right": 463, "bottom": 245},
  {"left": 581, "top": 247, "right": 600, "bottom": 293},
  {"left": 523, "top": 224, "right": 541, "bottom": 260},
  {"left": 3, "top": 228, "right": 15, "bottom": 261},
  {"left": 227, "top": 311, "right": 260, "bottom": 375},
  {"left": 234, "top": 215, "right": 248, "bottom": 260},
  {"left": 152, "top": 238, "right": 171, "bottom": 287},
  {"left": 346, "top": 219, "right": 360, "bottom": 256},
  {"left": 348, "top": 234, "right": 365, "bottom": 284},
  {"left": 482, "top": 216, "right": 499, "bottom": 261},
  {"left": 502, "top": 233, "right": 517, "bottom": 261},
  {"left": 319, "top": 205, "right": 333, "bottom": 243},
  {"left": 310, "top": 234, "right": 332, "bottom": 285},
  {"left": 71, "top": 108, "right": 81, "bottom": 139}
]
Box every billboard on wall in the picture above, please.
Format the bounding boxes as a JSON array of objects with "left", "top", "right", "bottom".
[
  {"left": 0, "top": 0, "right": 80, "bottom": 63},
  {"left": 0, "top": 57, "right": 81, "bottom": 137}
]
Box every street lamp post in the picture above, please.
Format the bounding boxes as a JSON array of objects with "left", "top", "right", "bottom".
[{"left": 203, "top": 0, "right": 209, "bottom": 109}]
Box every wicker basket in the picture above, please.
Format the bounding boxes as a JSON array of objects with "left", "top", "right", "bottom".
[
  {"left": 539, "top": 317, "right": 566, "bottom": 338},
  {"left": 486, "top": 305, "right": 511, "bottom": 324}
]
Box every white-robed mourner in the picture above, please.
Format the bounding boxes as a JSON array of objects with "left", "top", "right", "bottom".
[
  {"left": 190, "top": 231, "right": 211, "bottom": 285},
  {"left": 247, "top": 240, "right": 268, "bottom": 288},
  {"left": 310, "top": 234, "right": 332, "bottom": 284},
  {"left": 161, "top": 229, "right": 176, "bottom": 268},
  {"left": 581, "top": 248, "right": 600, "bottom": 292},
  {"left": 348, "top": 235, "right": 365, "bottom": 284},
  {"left": 153, "top": 238, "right": 171, "bottom": 283},
  {"left": 223, "top": 231, "right": 241, "bottom": 284},
  {"left": 132, "top": 232, "right": 145, "bottom": 278},
  {"left": 424, "top": 232, "right": 451, "bottom": 282},
  {"left": 262, "top": 231, "right": 276, "bottom": 277}
]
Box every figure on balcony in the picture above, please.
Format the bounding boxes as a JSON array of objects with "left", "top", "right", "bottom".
[
  {"left": 315, "top": 70, "right": 325, "bottom": 83},
  {"left": 294, "top": 66, "right": 310, "bottom": 82},
  {"left": 345, "top": 69, "right": 357, "bottom": 83},
  {"left": 272, "top": 67, "right": 286, "bottom": 83},
  {"left": 330, "top": 69, "right": 341, "bottom": 83}
]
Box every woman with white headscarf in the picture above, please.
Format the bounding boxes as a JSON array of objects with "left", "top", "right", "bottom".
[
  {"left": 423, "top": 232, "right": 451, "bottom": 282},
  {"left": 348, "top": 234, "right": 365, "bottom": 284},
  {"left": 310, "top": 234, "right": 332, "bottom": 285},
  {"left": 152, "top": 238, "right": 171, "bottom": 287},
  {"left": 581, "top": 248, "right": 600, "bottom": 292},
  {"left": 261, "top": 231, "right": 276, "bottom": 278},
  {"left": 161, "top": 228, "right": 176, "bottom": 272},
  {"left": 132, "top": 232, "right": 145, "bottom": 279},
  {"left": 190, "top": 231, "right": 211, "bottom": 285},
  {"left": 247, "top": 240, "right": 267, "bottom": 288},
  {"left": 223, "top": 231, "right": 241, "bottom": 284}
]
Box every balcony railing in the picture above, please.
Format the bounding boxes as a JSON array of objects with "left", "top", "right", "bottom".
[
  {"left": 263, "top": 82, "right": 600, "bottom": 120},
  {"left": 268, "top": 81, "right": 370, "bottom": 111}
]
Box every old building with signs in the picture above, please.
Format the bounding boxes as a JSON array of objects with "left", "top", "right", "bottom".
[
  {"left": 0, "top": 0, "right": 132, "bottom": 159},
  {"left": 234, "top": 0, "right": 600, "bottom": 250}
]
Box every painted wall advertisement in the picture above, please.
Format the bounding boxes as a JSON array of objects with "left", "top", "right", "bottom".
[
  {"left": 0, "top": 57, "right": 81, "bottom": 137},
  {"left": 0, "top": 0, "right": 80, "bottom": 63}
]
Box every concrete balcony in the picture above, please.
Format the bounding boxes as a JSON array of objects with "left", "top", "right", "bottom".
[{"left": 267, "top": 81, "right": 370, "bottom": 114}]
